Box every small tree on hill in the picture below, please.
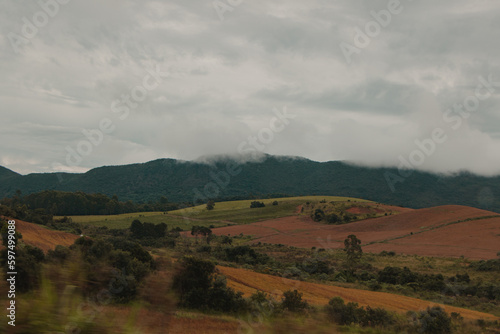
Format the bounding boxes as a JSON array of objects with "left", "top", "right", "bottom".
[
  {"left": 344, "top": 234, "right": 362, "bottom": 270},
  {"left": 206, "top": 200, "right": 215, "bottom": 210}
]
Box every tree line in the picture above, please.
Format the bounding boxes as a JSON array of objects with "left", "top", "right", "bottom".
[{"left": 0, "top": 190, "right": 181, "bottom": 216}]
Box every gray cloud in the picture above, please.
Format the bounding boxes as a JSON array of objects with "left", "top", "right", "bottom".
[{"left": 1, "top": 0, "right": 499, "bottom": 176}]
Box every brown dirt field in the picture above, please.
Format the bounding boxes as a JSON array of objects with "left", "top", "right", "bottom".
[
  {"left": 345, "top": 205, "right": 387, "bottom": 215},
  {"left": 217, "top": 265, "right": 498, "bottom": 321},
  {"left": 346, "top": 206, "right": 380, "bottom": 214},
  {"left": 365, "top": 217, "right": 500, "bottom": 259},
  {"left": 211, "top": 205, "right": 500, "bottom": 259},
  {"left": 2, "top": 218, "right": 79, "bottom": 252}
]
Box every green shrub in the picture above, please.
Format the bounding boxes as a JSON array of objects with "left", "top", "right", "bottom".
[
  {"left": 409, "top": 306, "right": 452, "bottom": 334},
  {"left": 312, "top": 209, "right": 325, "bottom": 222},
  {"left": 325, "top": 297, "right": 394, "bottom": 327},
  {"left": 250, "top": 201, "right": 266, "bottom": 208},
  {"left": 281, "top": 290, "right": 308, "bottom": 312},
  {"left": 172, "top": 256, "right": 247, "bottom": 313}
]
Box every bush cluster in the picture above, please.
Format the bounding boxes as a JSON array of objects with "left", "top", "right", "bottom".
[
  {"left": 172, "top": 256, "right": 246, "bottom": 313},
  {"left": 250, "top": 201, "right": 266, "bottom": 208}
]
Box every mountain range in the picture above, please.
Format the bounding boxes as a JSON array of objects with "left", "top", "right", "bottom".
[{"left": 1, "top": 155, "right": 499, "bottom": 212}]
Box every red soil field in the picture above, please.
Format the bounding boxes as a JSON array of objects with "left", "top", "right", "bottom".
[
  {"left": 217, "top": 265, "right": 498, "bottom": 321},
  {"left": 365, "top": 216, "right": 500, "bottom": 259},
  {"left": 2, "top": 217, "right": 79, "bottom": 252},
  {"left": 211, "top": 205, "right": 500, "bottom": 259}
]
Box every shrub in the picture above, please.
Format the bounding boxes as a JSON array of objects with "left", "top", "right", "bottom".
[
  {"left": 312, "top": 209, "right": 325, "bottom": 222},
  {"left": 196, "top": 245, "right": 212, "bottom": 253},
  {"left": 281, "top": 290, "right": 308, "bottom": 312},
  {"left": 130, "top": 220, "right": 167, "bottom": 239},
  {"left": 0, "top": 245, "right": 44, "bottom": 293},
  {"left": 220, "top": 235, "right": 233, "bottom": 245},
  {"left": 250, "top": 201, "right": 266, "bottom": 208},
  {"left": 325, "top": 297, "right": 361, "bottom": 325},
  {"left": 325, "top": 213, "right": 341, "bottom": 224},
  {"left": 325, "top": 297, "right": 394, "bottom": 327},
  {"left": 172, "top": 256, "right": 246, "bottom": 313},
  {"left": 248, "top": 291, "right": 276, "bottom": 316},
  {"left": 470, "top": 259, "right": 500, "bottom": 272},
  {"left": 410, "top": 306, "right": 452, "bottom": 334},
  {"left": 379, "top": 250, "right": 396, "bottom": 256},
  {"left": 220, "top": 245, "right": 269, "bottom": 265}
]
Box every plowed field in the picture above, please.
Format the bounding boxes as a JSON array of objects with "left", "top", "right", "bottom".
[
  {"left": 217, "top": 265, "right": 498, "bottom": 321},
  {"left": 211, "top": 205, "right": 500, "bottom": 259}
]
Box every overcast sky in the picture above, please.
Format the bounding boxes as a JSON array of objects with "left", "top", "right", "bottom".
[{"left": 1, "top": 0, "right": 500, "bottom": 175}]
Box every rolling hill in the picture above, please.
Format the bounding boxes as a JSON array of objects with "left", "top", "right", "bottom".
[
  {"left": 217, "top": 266, "right": 498, "bottom": 321},
  {"left": 8, "top": 216, "right": 499, "bottom": 323},
  {"left": 210, "top": 204, "right": 500, "bottom": 259},
  {"left": 0, "top": 217, "right": 79, "bottom": 252},
  {"left": 1, "top": 155, "right": 500, "bottom": 212}
]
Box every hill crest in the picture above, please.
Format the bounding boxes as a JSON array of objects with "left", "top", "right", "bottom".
[{"left": 1, "top": 155, "right": 500, "bottom": 213}]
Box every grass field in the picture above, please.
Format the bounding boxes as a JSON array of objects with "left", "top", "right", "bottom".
[
  {"left": 56, "top": 196, "right": 371, "bottom": 229},
  {"left": 55, "top": 212, "right": 227, "bottom": 231},
  {"left": 169, "top": 196, "right": 371, "bottom": 224}
]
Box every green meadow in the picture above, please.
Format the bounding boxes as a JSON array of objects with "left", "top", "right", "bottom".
[{"left": 57, "top": 196, "right": 370, "bottom": 229}]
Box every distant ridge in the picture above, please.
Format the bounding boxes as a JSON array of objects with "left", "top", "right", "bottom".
[
  {"left": 1, "top": 155, "right": 499, "bottom": 212},
  {"left": 0, "top": 166, "right": 20, "bottom": 178}
]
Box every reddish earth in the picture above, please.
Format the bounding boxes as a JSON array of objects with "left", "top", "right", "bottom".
[
  {"left": 218, "top": 266, "right": 498, "bottom": 321},
  {"left": 211, "top": 205, "right": 500, "bottom": 260},
  {"left": 1, "top": 217, "right": 79, "bottom": 252},
  {"left": 346, "top": 206, "right": 383, "bottom": 214},
  {"left": 365, "top": 217, "right": 500, "bottom": 259}
]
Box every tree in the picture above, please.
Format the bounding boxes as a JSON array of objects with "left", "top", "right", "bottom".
[
  {"left": 206, "top": 200, "right": 215, "bottom": 210},
  {"left": 130, "top": 220, "right": 167, "bottom": 239},
  {"left": 312, "top": 209, "right": 325, "bottom": 222},
  {"left": 326, "top": 213, "right": 340, "bottom": 224},
  {"left": 172, "top": 256, "right": 245, "bottom": 312},
  {"left": 191, "top": 226, "right": 213, "bottom": 244},
  {"left": 412, "top": 307, "right": 452, "bottom": 334},
  {"left": 130, "top": 219, "right": 143, "bottom": 238},
  {"left": 325, "top": 297, "right": 361, "bottom": 325},
  {"left": 221, "top": 235, "right": 232, "bottom": 245},
  {"left": 0, "top": 245, "right": 44, "bottom": 293},
  {"left": 344, "top": 234, "right": 362, "bottom": 269},
  {"left": 250, "top": 201, "right": 266, "bottom": 208},
  {"left": 281, "top": 289, "right": 308, "bottom": 312}
]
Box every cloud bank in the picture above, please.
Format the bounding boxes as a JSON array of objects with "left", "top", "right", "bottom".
[{"left": 1, "top": 0, "right": 499, "bottom": 176}]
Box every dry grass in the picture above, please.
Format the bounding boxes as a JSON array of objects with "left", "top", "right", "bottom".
[
  {"left": 6, "top": 217, "right": 79, "bottom": 252},
  {"left": 217, "top": 265, "right": 499, "bottom": 321}
]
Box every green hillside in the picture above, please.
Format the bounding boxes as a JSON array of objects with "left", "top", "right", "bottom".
[
  {"left": 58, "top": 196, "right": 369, "bottom": 231},
  {"left": 1, "top": 155, "right": 499, "bottom": 212}
]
